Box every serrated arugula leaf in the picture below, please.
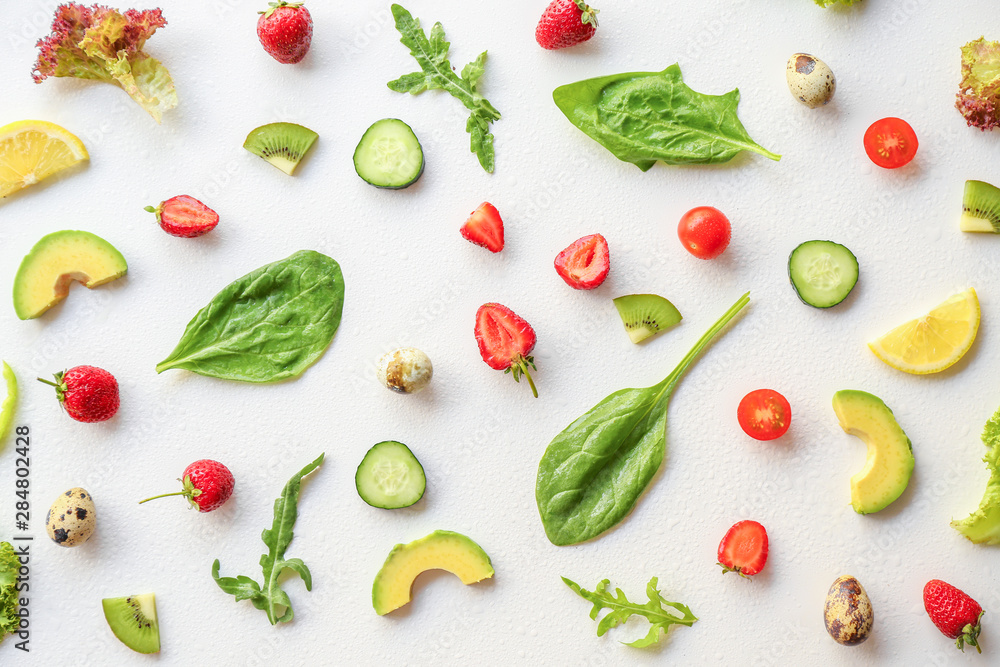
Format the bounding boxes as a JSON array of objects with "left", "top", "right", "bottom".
[
  {"left": 388, "top": 4, "right": 500, "bottom": 172},
  {"left": 563, "top": 576, "right": 697, "bottom": 647},
  {"left": 212, "top": 453, "right": 324, "bottom": 624}
]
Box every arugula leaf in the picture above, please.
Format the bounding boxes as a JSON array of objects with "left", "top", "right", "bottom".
[
  {"left": 213, "top": 453, "right": 324, "bottom": 625},
  {"left": 553, "top": 65, "right": 779, "bottom": 170},
  {"left": 388, "top": 4, "right": 501, "bottom": 172},
  {"left": 536, "top": 293, "right": 750, "bottom": 545},
  {"left": 156, "top": 250, "right": 345, "bottom": 383},
  {"left": 563, "top": 576, "right": 697, "bottom": 647},
  {"left": 0, "top": 542, "right": 19, "bottom": 641}
]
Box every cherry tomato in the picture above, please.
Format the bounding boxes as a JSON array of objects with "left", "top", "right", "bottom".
[
  {"left": 737, "top": 389, "right": 791, "bottom": 441},
  {"left": 863, "top": 117, "right": 918, "bottom": 169},
  {"left": 677, "top": 206, "right": 731, "bottom": 259}
]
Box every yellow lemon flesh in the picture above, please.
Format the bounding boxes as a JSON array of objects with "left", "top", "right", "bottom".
[
  {"left": 0, "top": 120, "right": 88, "bottom": 198},
  {"left": 868, "top": 288, "right": 980, "bottom": 374}
]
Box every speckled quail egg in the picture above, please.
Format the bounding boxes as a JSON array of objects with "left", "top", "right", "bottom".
[
  {"left": 376, "top": 347, "right": 433, "bottom": 394},
  {"left": 46, "top": 487, "right": 96, "bottom": 547},
  {"left": 823, "top": 575, "right": 873, "bottom": 646},
  {"left": 786, "top": 53, "right": 836, "bottom": 108}
]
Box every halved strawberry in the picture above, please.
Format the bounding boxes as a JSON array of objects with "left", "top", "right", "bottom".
[
  {"left": 474, "top": 303, "right": 538, "bottom": 397},
  {"left": 460, "top": 202, "right": 504, "bottom": 252},
  {"left": 145, "top": 195, "right": 219, "bottom": 238},
  {"left": 717, "top": 520, "right": 768, "bottom": 578},
  {"left": 554, "top": 233, "right": 609, "bottom": 289}
]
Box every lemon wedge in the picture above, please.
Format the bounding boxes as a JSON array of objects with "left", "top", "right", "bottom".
[
  {"left": 868, "top": 288, "right": 980, "bottom": 374},
  {"left": 0, "top": 120, "right": 88, "bottom": 198}
]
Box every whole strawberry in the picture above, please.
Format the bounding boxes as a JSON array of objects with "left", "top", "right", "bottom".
[
  {"left": 139, "top": 460, "right": 235, "bottom": 512},
  {"left": 257, "top": 1, "right": 313, "bottom": 64},
  {"left": 38, "top": 366, "right": 119, "bottom": 423},
  {"left": 474, "top": 303, "right": 538, "bottom": 397},
  {"left": 923, "top": 579, "right": 985, "bottom": 653},
  {"left": 536, "top": 0, "right": 599, "bottom": 50}
]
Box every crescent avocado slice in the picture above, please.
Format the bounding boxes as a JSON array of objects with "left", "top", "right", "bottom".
[
  {"left": 13, "top": 230, "right": 127, "bottom": 320},
  {"left": 372, "top": 530, "right": 493, "bottom": 615},
  {"left": 833, "top": 390, "right": 915, "bottom": 514}
]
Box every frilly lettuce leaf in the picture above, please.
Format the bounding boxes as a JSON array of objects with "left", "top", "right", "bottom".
[
  {"left": 32, "top": 3, "right": 177, "bottom": 123},
  {"left": 957, "top": 37, "right": 1000, "bottom": 131},
  {"left": 0, "top": 542, "right": 19, "bottom": 641},
  {"left": 952, "top": 405, "right": 1000, "bottom": 544}
]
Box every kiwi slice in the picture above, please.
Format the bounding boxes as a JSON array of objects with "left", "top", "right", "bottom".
[
  {"left": 613, "top": 294, "right": 682, "bottom": 343},
  {"left": 243, "top": 122, "right": 318, "bottom": 175},
  {"left": 102, "top": 593, "right": 160, "bottom": 654},
  {"left": 960, "top": 180, "right": 1000, "bottom": 233}
]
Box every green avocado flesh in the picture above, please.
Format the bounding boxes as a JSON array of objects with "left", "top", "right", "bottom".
[
  {"left": 372, "top": 530, "right": 493, "bottom": 615},
  {"left": 833, "top": 390, "right": 914, "bottom": 514},
  {"left": 13, "top": 230, "right": 127, "bottom": 320}
]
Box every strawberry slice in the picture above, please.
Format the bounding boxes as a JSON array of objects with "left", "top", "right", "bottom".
[
  {"left": 717, "top": 520, "right": 768, "bottom": 577},
  {"left": 145, "top": 195, "right": 219, "bottom": 238},
  {"left": 460, "top": 202, "right": 504, "bottom": 252},
  {"left": 554, "top": 233, "right": 609, "bottom": 289},
  {"left": 474, "top": 303, "right": 538, "bottom": 397}
]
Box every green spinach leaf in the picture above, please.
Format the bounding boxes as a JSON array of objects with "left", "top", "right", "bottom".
[
  {"left": 156, "top": 250, "right": 344, "bottom": 383},
  {"left": 388, "top": 4, "right": 501, "bottom": 172},
  {"left": 563, "top": 576, "right": 697, "bottom": 648},
  {"left": 536, "top": 293, "right": 750, "bottom": 545},
  {"left": 213, "top": 453, "right": 324, "bottom": 625},
  {"left": 553, "top": 65, "right": 779, "bottom": 170}
]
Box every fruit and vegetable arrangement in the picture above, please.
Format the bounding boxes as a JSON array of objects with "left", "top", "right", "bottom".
[{"left": 2, "top": 0, "right": 999, "bottom": 662}]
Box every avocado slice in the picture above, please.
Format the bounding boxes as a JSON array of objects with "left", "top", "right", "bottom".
[
  {"left": 372, "top": 530, "right": 493, "bottom": 615},
  {"left": 13, "top": 230, "right": 127, "bottom": 320},
  {"left": 833, "top": 390, "right": 915, "bottom": 514}
]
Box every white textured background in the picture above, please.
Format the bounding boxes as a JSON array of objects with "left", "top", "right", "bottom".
[{"left": 1, "top": 0, "right": 999, "bottom": 664}]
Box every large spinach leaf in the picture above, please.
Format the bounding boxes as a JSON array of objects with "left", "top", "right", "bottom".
[
  {"left": 156, "top": 250, "right": 345, "bottom": 382},
  {"left": 536, "top": 293, "right": 750, "bottom": 546},
  {"left": 553, "top": 65, "right": 779, "bottom": 170}
]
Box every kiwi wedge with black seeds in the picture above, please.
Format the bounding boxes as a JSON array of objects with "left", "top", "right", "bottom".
[
  {"left": 102, "top": 593, "right": 160, "bottom": 654},
  {"left": 613, "top": 294, "right": 683, "bottom": 344},
  {"left": 960, "top": 180, "right": 1000, "bottom": 233},
  {"left": 243, "top": 122, "right": 318, "bottom": 176}
]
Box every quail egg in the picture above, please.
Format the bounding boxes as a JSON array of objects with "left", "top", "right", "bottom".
[
  {"left": 46, "top": 487, "right": 96, "bottom": 547},
  {"left": 376, "top": 347, "right": 433, "bottom": 394},
  {"left": 786, "top": 53, "right": 836, "bottom": 108}
]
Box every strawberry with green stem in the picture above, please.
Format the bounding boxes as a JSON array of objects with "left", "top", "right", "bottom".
[
  {"left": 535, "top": 0, "right": 599, "bottom": 50},
  {"left": 475, "top": 303, "right": 538, "bottom": 397},
  {"left": 38, "top": 365, "right": 119, "bottom": 423},
  {"left": 717, "top": 520, "right": 768, "bottom": 578},
  {"left": 923, "top": 579, "right": 985, "bottom": 653},
  {"left": 139, "top": 460, "right": 235, "bottom": 513}
]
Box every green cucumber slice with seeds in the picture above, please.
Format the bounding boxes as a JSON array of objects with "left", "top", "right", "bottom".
[
  {"left": 788, "top": 240, "right": 859, "bottom": 308},
  {"left": 356, "top": 441, "right": 426, "bottom": 508},
  {"left": 353, "top": 119, "right": 424, "bottom": 189}
]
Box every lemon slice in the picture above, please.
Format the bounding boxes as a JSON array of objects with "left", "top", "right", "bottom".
[
  {"left": 868, "top": 288, "right": 980, "bottom": 374},
  {"left": 0, "top": 120, "right": 88, "bottom": 198}
]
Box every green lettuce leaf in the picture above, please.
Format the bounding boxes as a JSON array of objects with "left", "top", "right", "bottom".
[
  {"left": 32, "top": 4, "right": 177, "bottom": 123},
  {"left": 952, "top": 406, "right": 1000, "bottom": 544},
  {"left": 0, "top": 542, "right": 19, "bottom": 641}
]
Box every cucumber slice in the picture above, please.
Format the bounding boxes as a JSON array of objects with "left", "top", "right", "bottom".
[
  {"left": 353, "top": 119, "right": 424, "bottom": 189},
  {"left": 788, "top": 240, "right": 859, "bottom": 308},
  {"left": 356, "top": 441, "right": 426, "bottom": 509}
]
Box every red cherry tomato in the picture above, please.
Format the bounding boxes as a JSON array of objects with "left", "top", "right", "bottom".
[
  {"left": 677, "top": 206, "right": 731, "bottom": 259},
  {"left": 737, "top": 389, "right": 791, "bottom": 441},
  {"left": 863, "top": 117, "right": 918, "bottom": 169}
]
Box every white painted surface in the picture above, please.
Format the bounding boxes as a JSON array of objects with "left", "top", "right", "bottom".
[{"left": 1, "top": 0, "right": 998, "bottom": 664}]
